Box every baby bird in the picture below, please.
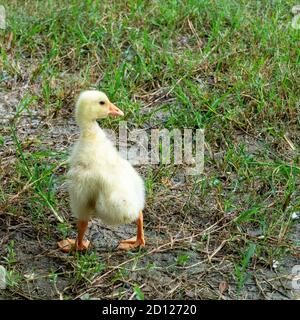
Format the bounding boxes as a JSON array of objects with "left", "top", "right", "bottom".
[{"left": 58, "top": 90, "right": 145, "bottom": 252}]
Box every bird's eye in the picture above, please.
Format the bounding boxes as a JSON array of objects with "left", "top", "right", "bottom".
[{"left": 99, "top": 101, "right": 105, "bottom": 105}]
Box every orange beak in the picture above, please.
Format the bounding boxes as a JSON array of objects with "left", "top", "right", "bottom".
[{"left": 108, "top": 103, "right": 124, "bottom": 117}]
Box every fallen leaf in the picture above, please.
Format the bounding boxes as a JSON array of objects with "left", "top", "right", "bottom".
[{"left": 219, "top": 281, "right": 228, "bottom": 294}]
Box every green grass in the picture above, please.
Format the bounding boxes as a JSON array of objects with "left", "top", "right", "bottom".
[{"left": 0, "top": 0, "right": 299, "bottom": 299}]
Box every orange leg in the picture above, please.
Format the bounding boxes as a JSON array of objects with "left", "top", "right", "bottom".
[
  {"left": 117, "top": 211, "right": 145, "bottom": 250},
  {"left": 58, "top": 220, "right": 90, "bottom": 253}
]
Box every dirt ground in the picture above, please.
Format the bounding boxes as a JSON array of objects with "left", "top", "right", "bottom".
[{"left": 1, "top": 88, "right": 299, "bottom": 300}]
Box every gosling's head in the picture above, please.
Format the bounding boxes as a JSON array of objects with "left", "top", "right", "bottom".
[{"left": 75, "top": 90, "right": 124, "bottom": 124}]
